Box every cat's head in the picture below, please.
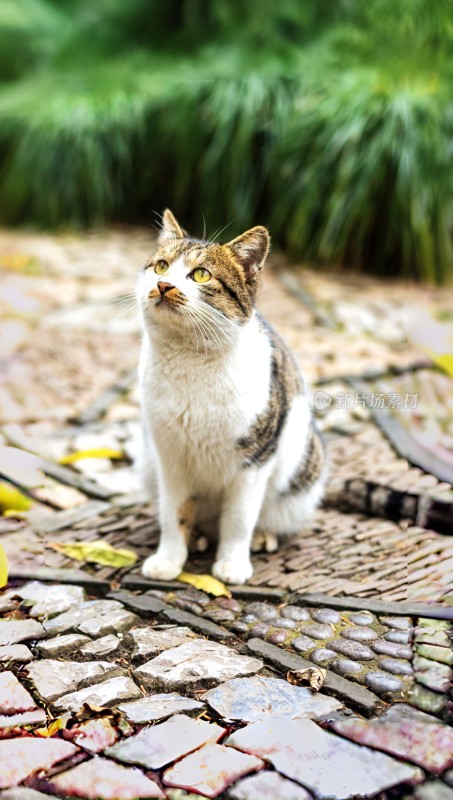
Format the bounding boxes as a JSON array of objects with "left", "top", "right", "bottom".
[{"left": 138, "top": 209, "right": 269, "bottom": 345}]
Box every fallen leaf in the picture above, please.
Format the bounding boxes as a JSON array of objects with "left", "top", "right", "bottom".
[
  {"left": 73, "top": 704, "right": 122, "bottom": 725},
  {"left": 0, "top": 482, "right": 32, "bottom": 513},
  {"left": 177, "top": 571, "right": 231, "bottom": 598},
  {"left": 0, "top": 544, "right": 8, "bottom": 587},
  {"left": 287, "top": 667, "right": 327, "bottom": 691},
  {"left": 0, "top": 253, "right": 39, "bottom": 273},
  {"left": 48, "top": 540, "right": 137, "bottom": 568},
  {"left": 35, "top": 717, "right": 66, "bottom": 738},
  {"left": 60, "top": 449, "right": 123, "bottom": 465}
]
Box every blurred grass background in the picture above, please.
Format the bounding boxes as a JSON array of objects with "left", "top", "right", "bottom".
[{"left": 0, "top": 0, "right": 452, "bottom": 283}]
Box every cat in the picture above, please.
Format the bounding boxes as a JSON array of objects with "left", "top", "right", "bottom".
[{"left": 136, "top": 209, "right": 328, "bottom": 585}]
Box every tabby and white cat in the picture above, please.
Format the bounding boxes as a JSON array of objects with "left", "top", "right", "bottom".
[{"left": 136, "top": 210, "right": 327, "bottom": 585}]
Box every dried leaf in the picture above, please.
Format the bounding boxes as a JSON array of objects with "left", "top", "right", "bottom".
[
  {"left": 287, "top": 667, "right": 327, "bottom": 691},
  {"left": 0, "top": 482, "right": 32, "bottom": 513},
  {"left": 74, "top": 704, "right": 121, "bottom": 724},
  {"left": 48, "top": 540, "right": 137, "bottom": 568},
  {"left": 60, "top": 449, "right": 123, "bottom": 465},
  {"left": 0, "top": 543, "right": 8, "bottom": 587},
  {"left": 35, "top": 717, "right": 66, "bottom": 737},
  {"left": 177, "top": 571, "right": 231, "bottom": 598}
]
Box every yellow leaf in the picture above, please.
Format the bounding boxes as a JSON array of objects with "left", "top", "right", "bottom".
[
  {"left": 0, "top": 544, "right": 8, "bottom": 588},
  {"left": 177, "top": 571, "right": 231, "bottom": 598},
  {"left": 60, "top": 449, "right": 123, "bottom": 465},
  {"left": 0, "top": 482, "right": 32, "bottom": 513},
  {"left": 35, "top": 717, "right": 66, "bottom": 737},
  {"left": 48, "top": 540, "right": 137, "bottom": 568},
  {"left": 433, "top": 354, "right": 453, "bottom": 378}
]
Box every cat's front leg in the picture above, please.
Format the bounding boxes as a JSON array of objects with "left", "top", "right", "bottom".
[
  {"left": 141, "top": 482, "right": 195, "bottom": 581},
  {"left": 213, "top": 467, "right": 271, "bottom": 585}
]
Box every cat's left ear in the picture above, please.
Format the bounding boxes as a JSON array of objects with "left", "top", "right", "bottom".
[
  {"left": 158, "top": 209, "right": 187, "bottom": 244},
  {"left": 226, "top": 226, "right": 270, "bottom": 282}
]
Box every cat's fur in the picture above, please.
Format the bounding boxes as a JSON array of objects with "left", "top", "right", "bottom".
[{"left": 136, "top": 209, "right": 327, "bottom": 584}]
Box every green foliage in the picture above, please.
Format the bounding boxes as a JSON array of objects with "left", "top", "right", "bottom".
[{"left": 0, "top": 0, "right": 452, "bottom": 282}]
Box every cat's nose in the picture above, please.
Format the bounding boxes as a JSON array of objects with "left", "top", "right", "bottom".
[{"left": 157, "top": 281, "right": 174, "bottom": 296}]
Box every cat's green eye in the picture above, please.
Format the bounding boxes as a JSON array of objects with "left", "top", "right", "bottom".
[
  {"left": 154, "top": 259, "right": 169, "bottom": 275},
  {"left": 191, "top": 268, "right": 211, "bottom": 283}
]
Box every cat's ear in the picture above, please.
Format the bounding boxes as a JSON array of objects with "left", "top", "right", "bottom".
[
  {"left": 158, "top": 209, "right": 186, "bottom": 243},
  {"left": 226, "top": 226, "right": 270, "bottom": 281}
]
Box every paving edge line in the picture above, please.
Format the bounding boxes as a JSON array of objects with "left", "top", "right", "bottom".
[{"left": 291, "top": 593, "right": 453, "bottom": 621}]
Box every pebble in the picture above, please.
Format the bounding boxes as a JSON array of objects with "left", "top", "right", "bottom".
[
  {"left": 242, "top": 615, "right": 258, "bottom": 624},
  {"left": 80, "top": 634, "right": 121, "bottom": 658},
  {"left": 231, "top": 621, "right": 249, "bottom": 635},
  {"left": 244, "top": 603, "right": 278, "bottom": 621},
  {"left": 176, "top": 588, "right": 210, "bottom": 606},
  {"left": 298, "top": 623, "right": 333, "bottom": 640},
  {"left": 341, "top": 626, "right": 378, "bottom": 642},
  {"left": 380, "top": 616, "right": 413, "bottom": 630},
  {"left": 272, "top": 618, "right": 297, "bottom": 630},
  {"left": 37, "top": 633, "right": 91, "bottom": 658},
  {"left": 408, "top": 683, "right": 447, "bottom": 715},
  {"left": 309, "top": 648, "right": 337, "bottom": 665},
  {"left": 331, "top": 640, "right": 375, "bottom": 660},
  {"left": 311, "top": 608, "right": 341, "bottom": 625},
  {"left": 163, "top": 742, "right": 264, "bottom": 797},
  {"left": 0, "top": 644, "right": 35, "bottom": 662},
  {"left": 332, "top": 658, "right": 364, "bottom": 677},
  {"left": 0, "top": 619, "right": 46, "bottom": 646},
  {"left": 174, "top": 598, "right": 204, "bottom": 615},
  {"left": 416, "top": 643, "right": 453, "bottom": 666},
  {"left": 54, "top": 676, "right": 141, "bottom": 713},
  {"left": 372, "top": 641, "right": 413, "bottom": 659},
  {"left": 347, "top": 612, "right": 376, "bottom": 625},
  {"left": 118, "top": 693, "right": 203, "bottom": 723},
  {"left": 292, "top": 636, "right": 317, "bottom": 653},
  {"left": 105, "top": 713, "right": 224, "bottom": 769},
  {"left": 379, "top": 657, "right": 413, "bottom": 676},
  {"left": 281, "top": 606, "right": 311, "bottom": 622},
  {"left": 26, "top": 658, "right": 124, "bottom": 702},
  {"left": 249, "top": 623, "right": 269, "bottom": 638},
  {"left": 229, "top": 770, "right": 311, "bottom": 800},
  {"left": 265, "top": 630, "right": 286, "bottom": 645},
  {"left": 216, "top": 597, "right": 242, "bottom": 613},
  {"left": 365, "top": 671, "right": 403, "bottom": 695},
  {"left": 202, "top": 606, "right": 235, "bottom": 623},
  {"left": 384, "top": 630, "right": 411, "bottom": 644}
]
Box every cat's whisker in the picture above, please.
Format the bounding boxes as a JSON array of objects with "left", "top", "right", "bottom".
[
  {"left": 188, "top": 307, "right": 224, "bottom": 356},
  {"left": 193, "top": 304, "right": 237, "bottom": 348},
  {"left": 191, "top": 305, "right": 232, "bottom": 351},
  {"left": 206, "top": 219, "right": 235, "bottom": 245}
]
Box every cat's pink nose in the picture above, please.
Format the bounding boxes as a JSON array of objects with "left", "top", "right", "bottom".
[{"left": 157, "top": 281, "right": 174, "bottom": 296}]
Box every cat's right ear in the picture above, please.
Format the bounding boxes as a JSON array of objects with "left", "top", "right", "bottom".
[{"left": 158, "top": 209, "right": 186, "bottom": 244}]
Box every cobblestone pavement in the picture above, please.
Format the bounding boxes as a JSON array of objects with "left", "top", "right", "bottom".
[{"left": 1, "top": 228, "right": 453, "bottom": 797}]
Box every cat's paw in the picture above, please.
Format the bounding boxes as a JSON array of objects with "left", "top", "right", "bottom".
[
  {"left": 251, "top": 530, "right": 278, "bottom": 553},
  {"left": 212, "top": 557, "right": 253, "bottom": 585},
  {"left": 141, "top": 554, "right": 182, "bottom": 581}
]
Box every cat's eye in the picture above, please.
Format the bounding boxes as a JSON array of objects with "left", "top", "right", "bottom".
[
  {"left": 191, "top": 268, "right": 211, "bottom": 283},
  {"left": 154, "top": 259, "right": 169, "bottom": 275}
]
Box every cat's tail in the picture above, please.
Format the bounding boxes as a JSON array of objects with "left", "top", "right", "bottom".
[{"left": 324, "top": 477, "right": 452, "bottom": 535}]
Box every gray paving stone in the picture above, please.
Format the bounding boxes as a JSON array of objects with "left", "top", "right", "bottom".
[
  {"left": 249, "top": 623, "right": 269, "bottom": 638},
  {"left": 202, "top": 605, "right": 236, "bottom": 623},
  {"left": 118, "top": 693, "right": 203, "bottom": 723},
  {"left": 272, "top": 618, "right": 297, "bottom": 630},
  {"left": 0, "top": 644, "right": 34, "bottom": 662},
  {"left": 415, "top": 629, "right": 451, "bottom": 647},
  {"left": 341, "top": 626, "right": 378, "bottom": 642},
  {"left": 105, "top": 714, "right": 224, "bottom": 769},
  {"left": 134, "top": 640, "right": 262, "bottom": 692},
  {"left": 247, "top": 638, "right": 382, "bottom": 716},
  {"left": 216, "top": 597, "right": 242, "bottom": 613},
  {"left": 11, "top": 582, "right": 85, "bottom": 619},
  {"left": 78, "top": 608, "right": 138, "bottom": 637},
  {"left": 311, "top": 608, "right": 341, "bottom": 624},
  {"left": 0, "top": 709, "right": 47, "bottom": 729},
  {"left": 310, "top": 647, "right": 337, "bottom": 665},
  {"left": 347, "top": 612, "right": 376, "bottom": 625},
  {"left": 378, "top": 657, "right": 414, "bottom": 675},
  {"left": 36, "top": 633, "right": 91, "bottom": 658},
  {"left": 416, "top": 644, "right": 453, "bottom": 666},
  {"left": 227, "top": 717, "right": 423, "bottom": 799},
  {"left": 384, "top": 630, "right": 411, "bottom": 644},
  {"left": 332, "top": 658, "right": 364, "bottom": 677},
  {"left": 298, "top": 623, "right": 333, "bottom": 640},
  {"left": 204, "top": 675, "right": 342, "bottom": 722},
  {"left": 0, "top": 619, "right": 46, "bottom": 646},
  {"left": 43, "top": 600, "right": 124, "bottom": 635},
  {"left": 47, "top": 756, "right": 165, "bottom": 799},
  {"left": 231, "top": 621, "right": 249, "bottom": 635},
  {"left": 163, "top": 742, "right": 264, "bottom": 797},
  {"left": 365, "top": 671, "right": 404, "bottom": 695},
  {"left": 330, "top": 639, "right": 375, "bottom": 660},
  {"left": 372, "top": 640, "right": 413, "bottom": 659},
  {"left": 292, "top": 636, "right": 317, "bottom": 653},
  {"left": 124, "top": 626, "right": 197, "bottom": 662},
  {"left": 0, "top": 788, "right": 54, "bottom": 799},
  {"left": 413, "top": 782, "right": 453, "bottom": 800},
  {"left": 243, "top": 603, "right": 278, "bottom": 621},
  {"left": 0, "top": 672, "right": 38, "bottom": 714},
  {"left": 408, "top": 683, "right": 448, "bottom": 716},
  {"left": 79, "top": 634, "right": 121, "bottom": 658},
  {"left": 0, "top": 739, "right": 77, "bottom": 791},
  {"left": 265, "top": 629, "right": 286, "bottom": 645},
  {"left": 281, "top": 606, "right": 311, "bottom": 622},
  {"left": 108, "top": 590, "right": 170, "bottom": 616},
  {"left": 294, "top": 593, "right": 452, "bottom": 620},
  {"left": 413, "top": 656, "right": 452, "bottom": 693},
  {"left": 26, "top": 659, "right": 124, "bottom": 702},
  {"left": 331, "top": 703, "right": 453, "bottom": 774},
  {"left": 228, "top": 770, "right": 311, "bottom": 800},
  {"left": 53, "top": 676, "right": 141, "bottom": 712},
  {"left": 444, "top": 771, "right": 453, "bottom": 788},
  {"left": 8, "top": 566, "right": 110, "bottom": 593},
  {"left": 380, "top": 616, "right": 413, "bottom": 630},
  {"left": 163, "top": 607, "right": 234, "bottom": 640}
]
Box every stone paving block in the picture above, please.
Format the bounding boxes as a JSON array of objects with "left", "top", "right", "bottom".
[
  {"left": 408, "top": 683, "right": 448, "bottom": 716},
  {"left": 107, "top": 590, "right": 169, "bottom": 616},
  {"left": 0, "top": 788, "right": 54, "bottom": 799},
  {"left": 118, "top": 693, "right": 204, "bottom": 723},
  {"left": 413, "top": 656, "right": 452, "bottom": 693},
  {"left": 36, "top": 633, "right": 91, "bottom": 658},
  {"left": 53, "top": 676, "right": 141, "bottom": 713},
  {"left": 0, "top": 619, "right": 46, "bottom": 646},
  {"left": 204, "top": 676, "right": 342, "bottom": 723},
  {"left": 79, "top": 635, "right": 121, "bottom": 658},
  {"left": 0, "top": 738, "right": 77, "bottom": 790},
  {"left": 228, "top": 770, "right": 312, "bottom": 800},
  {"left": 63, "top": 718, "right": 118, "bottom": 753},
  {"left": 0, "top": 672, "right": 38, "bottom": 714},
  {"left": 0, "top": 644, "right": 34, "bottom": 662},
  {"left": 0, "top": 709, "right": 47, "bottom": 729},
  {"left": 26, "top": 659, "right": 125, "bottom": 702},
  {"left": 78, "top": 609, "right": 138, "bottom": 637},
  {"left": 11, "top": 581, "right": 85, "bottom": 619},
  {"left": 227, "top": 717, "right": 424, "bottom": 800},
  {"left": 134, "top": 640, "right": 262, "bottom": 692},
  {"left": 372, "top": 640, "right": 413, "bottom": 659},
  {"left": 42, "top": 600, "right": 124, "bottom": 635},
  {"left": 46, "top": 756, "right": 165, "bottom": 799},
  {"left": 125, "top": 626, "right": 198, "bottom": 661},
  {"left": 364, "top": 671, "right": 405, "bottom": 696},
  {"left": 163, "top": 607, "right": 234, "bottom": 640},
  {"left": 331, "top": 703, "right": 453, "bottom": 774},
  {"left": 163, "top": 742, "right": 264, "bottom": 798},
  {"left": 412, "top": 782, "right": 453, "bottom": 800},
  {"left": 105, "top": 714, "right": 225, "bottom": 769}
]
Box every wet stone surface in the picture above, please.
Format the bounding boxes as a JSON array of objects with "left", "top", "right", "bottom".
[{"left": 364, "top": 671, "right": 404, "bottom": 696}]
